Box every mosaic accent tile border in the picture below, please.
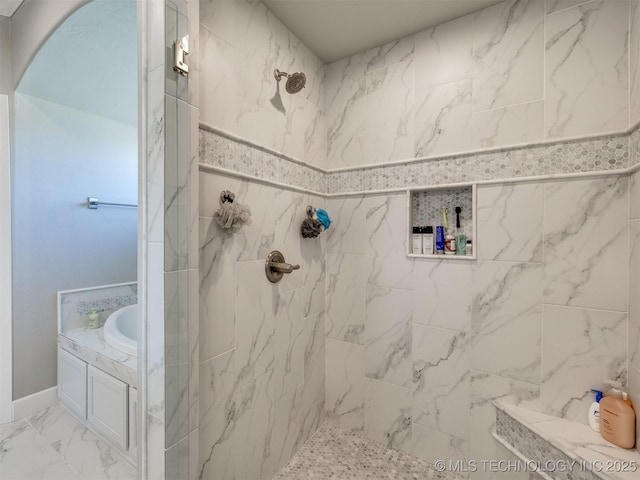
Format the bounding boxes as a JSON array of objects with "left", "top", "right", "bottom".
[
  {"left": 275, "top": 421, "right": 465, "bottom": 480},
  {"left": 200, "top": 125, "right": 637, "bottom": 196},
  {"left": 199, "top": 128, "right": 327, "bottom": 194},
  {"left": 630, "top": 126, "right": 640, "bottom": 168},
  {"left": 495, "top": 409, "right": 600, "bottom": 480}
]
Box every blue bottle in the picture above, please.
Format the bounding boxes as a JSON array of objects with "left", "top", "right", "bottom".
[{"left": 435, "top": 226, "right": 445, "bottom": 254}]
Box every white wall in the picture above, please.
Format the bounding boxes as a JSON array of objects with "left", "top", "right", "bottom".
[{"left": 12, "top": 94, "right": 137, "bottom": 399}]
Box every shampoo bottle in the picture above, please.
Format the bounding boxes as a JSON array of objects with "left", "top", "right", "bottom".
[
  {"left": 588, "top": 389, "right": 603, "bottom": 432},
  {"left": 422, "top": 226, "right": 434, "bottom": 255},
  {"left": 600, "top": 382, "right": 636, "bottom": 449},
  {"left": 88, "top": 308, "right": 100, "bottom": 329},
  {"left": 412, "top": 226, "right": 422, "bottom": 254}
]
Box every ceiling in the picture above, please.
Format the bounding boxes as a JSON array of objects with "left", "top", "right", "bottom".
[
  {"left": 262, "top": 0, "right": 503, "bottom": 63},
  {"left": 0, "top": 0, "right": 24, "bottom": 17},
  {"left": 16, "top": 0, "right": 137, "bottom": 126}
]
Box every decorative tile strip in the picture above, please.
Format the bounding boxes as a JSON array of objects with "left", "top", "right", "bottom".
[
  {"left": 76, "top": 294, "right": 138, "bottom": 316},
  {"left": 199, "top": 127, "right": 326, "bottom": 194},
  {"left": 200, "top": 125, "right": 637, "bottom": 196},
  {"left": 496, "top": 409, "right": 600, "bottom": 480}
]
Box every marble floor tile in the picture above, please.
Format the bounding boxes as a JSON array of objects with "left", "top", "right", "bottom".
[
  {"left": 275, "top": 421, "right": 465, "bottom": 480},
  {"left": 0, "top": 403, "right": 136, "bottom": 480}
]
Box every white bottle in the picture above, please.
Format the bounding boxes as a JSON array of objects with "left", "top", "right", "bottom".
[
  {"left": 412, "top": 227, "right": 422, "bottom": 254},
  {"left": 422, "top": 226, "right": 434, "bottom": 255},
  {"left": 589, "top": 389, "right": 603, "bottom": 432}
]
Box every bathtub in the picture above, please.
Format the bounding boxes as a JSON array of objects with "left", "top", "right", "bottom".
[{"left": 103, "top": 304, "right": 138, "bottom": 357}]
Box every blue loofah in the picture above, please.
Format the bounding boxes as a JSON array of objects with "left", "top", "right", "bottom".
[{"left": 316, "top": 209, "right": 331, "bottom": 229}]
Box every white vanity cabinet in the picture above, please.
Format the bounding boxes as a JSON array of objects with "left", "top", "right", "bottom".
[
  {"left": 58, "top": 349, "right": 88, "bottom": 419},
  {"left": 57, "top": 346, "right": 136, "bottom": 461},
  {"left": 87, "top": 365, "right": 129, "bottom": 450}
]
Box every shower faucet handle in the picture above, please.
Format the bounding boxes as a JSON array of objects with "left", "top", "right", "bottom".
[{"left": 265, "top": 251, "right": 300, "bottom": 283}]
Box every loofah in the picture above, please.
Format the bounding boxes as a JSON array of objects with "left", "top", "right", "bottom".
[
  {"left": 316, "top": 209, "right": 331, "bottom": 229},
  {"left": 214, "top": 190, "right": 252, "bottom": 229},
  {"left": 301, "top": 206, "right": 323, "bottom": 238}
]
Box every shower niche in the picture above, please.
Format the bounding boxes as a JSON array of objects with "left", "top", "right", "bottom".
[{"left": 407, "top": 184, "right": 477, "bottom": 260}]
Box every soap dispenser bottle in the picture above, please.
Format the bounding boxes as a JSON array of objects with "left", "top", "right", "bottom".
[
  {"left": 600, "top": 381, "right": 636, "bottom": 449},
  {"left": 88, "top": 308, "right": 100, "bottom": 329},
  {"left": 588, "top": 389, "right": 603, "bottom": 432}
]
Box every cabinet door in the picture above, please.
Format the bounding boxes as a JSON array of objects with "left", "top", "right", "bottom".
[
  {"left": 87, "top": 365, "right": 128, "bottom": 450},
  {"left": 128, "top": 387, "right": 137, "bottom": 460},
  {"left": 58, "top": 349, "right": 87, "bottom": 420}
]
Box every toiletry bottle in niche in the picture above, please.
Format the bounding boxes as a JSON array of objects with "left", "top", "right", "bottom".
[
  {"left": 600, "top": 381, "right": 636, "bottom": 448},
  {"left": 88, "top": 308, "right": 100, "bottom": 329},
  {"left": 466, "top": 239, "right": 472, "bottom": 256},
  {"left": 588, "top": 389, "right": 603, "bottom": 432},
  {"left": 412, "top": 226, "right": 422, "bottom": 254},
  {"left": 444, "top": 231, "right": 456, "bottom": 255},
  {"left": 435, "top": 226, "right": 445, "bottom": 254},
  {"left": 456, "top": 234, "right": 467, "bottom": 255},
  {"left": 422, "top": 226, "right": 434, "bottom": 255}
]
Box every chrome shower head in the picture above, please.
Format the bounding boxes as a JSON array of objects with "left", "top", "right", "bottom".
[{"left": 274, "top": 69, "right": 306, "bottom": 94}]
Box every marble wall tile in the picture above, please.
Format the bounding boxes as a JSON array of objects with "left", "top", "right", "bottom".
[
  {"left": 545, "top": 0, "right": 629, "bottom": 138},
  {"left": 471, "top": 100, "right": 544, "bottom": 149},
  {"left": 364, "top": 286, "right": 413, "bottom": 387},
  {"left": 364, "top": 377, "right": 412, "bottom": 453},
  {"left": 630, "top": 220, "right": 640, "bottom": 370},
  {"left": 326, "top": 253, "right": 365, "bottom": 345},
  {"left": 234, "top": 370, "right": 276, "bottom": 480},
  {"left": 540, "top": 305, "right": 627, "bottom": 424},
  {"left": 472, "top": 0, "right": 544, "bottom": 112},
  {"left": 234, "top": 181, "right": 277, "bottom": 261},
  {"left": 631, "top": 171, "right": 640, "bottom": 220},
  {"left": 147, "top": 243, "right": 166, "bottom": 420},
  {"left": 365, "top": 194, "right": 413, "bottom": 290},
  {"left": 274, "top": 289, "right": 305, "bottom": 400},
  {"left": 303, "top": 312, "right": 325, "bottom": 413},
  {"left": 628, "top": 363, "right": 640, "bottom": 455},
  {"left": 147, "top": 414, "right": 166, "bottom": 480},
  {"left": 415, "top": 80, "right": 472, "bottom": 157},
  {"left": 471, "top": 261, "right": 542, "bottom": 384},
  {"left": 411, "top": 422, "right": 468, "bottom": 464},
  {"left": 273, "top": 386, "right": 304, "bottom": 473},
  {"left": 365, "top": 36, "right": 415, "bottom": 72},
  {"left": 198, "top": 349, "right": 236, "bottom": 480},
  {"left": 327, "top": 53, "right": 367, "bottom": 168},
  {"left": 413, "top": 325, "right": 470, "bottom": 439},
  {"left": 545, "top": 0, "right": 590, "bottom": 15},
  {"left": 300, "top": 229, "right": 325, "bottom": 318},
  {"left": 189, "top": 268, "right": 199, "bottom": 434},
  {"left": 327, "top": 196, "right": 366, "bottom": 255},
  {"left": 631, "top": 0, "right": 640, "bottom": 126},
  {"left": 365, "top": 60, "right": 415, "bottom": 164},
  {"left": 236, "top": 260, "right": 275, "bottom": 387},
  {"left": 414, "top": 14, "right": 473, "bottom": 88},
  {"left": 199, "top": 27, "right": 238, "bottom": 134},
  {"left": 543, "top": 176, "right": 628, "bottom": 311},
  {"left": 477, "top": 183, "right": 544, "bottom": 262},
  {"left": 325, "top": 338, "right": 365, "bottom": 432},
  {"left": 166, "top": 434, "right": 189, "bottom": 480},
  {"left": 412, "top": 260, "right": 473, "bottom": 332},
  {"left": 273, "top": 189, "right": 307, "bottom": 292},
  {"left": 469, "top": 371, "right": 539, "bottom": 466}
]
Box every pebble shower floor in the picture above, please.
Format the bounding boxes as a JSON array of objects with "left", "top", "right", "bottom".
[{"left": 274, "top": 422, "right": 466, "bottom": 480}]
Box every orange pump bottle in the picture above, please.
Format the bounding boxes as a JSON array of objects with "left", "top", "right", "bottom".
[{"left": 600, "top": 385, "right": 636, "bottom": 449}]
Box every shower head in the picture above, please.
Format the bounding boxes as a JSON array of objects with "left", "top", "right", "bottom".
[{"left": 274, "top": 69, "right": 306, "bottom": 94}]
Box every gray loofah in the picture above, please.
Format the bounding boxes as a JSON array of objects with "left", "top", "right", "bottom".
[
  {"left": 214, "top": 190, "right": 252, "bottom": 229},
  {"left": 301, "top": 206, "right": 323, "bottom": 238}
]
